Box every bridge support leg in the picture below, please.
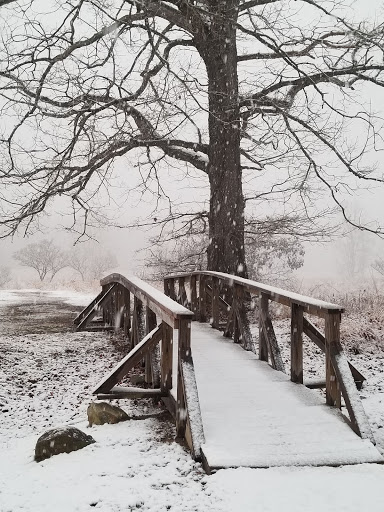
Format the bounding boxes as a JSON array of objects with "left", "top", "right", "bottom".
[
  {"left": 161, "top": 322, "right": 173, "bottom": 393},
  {"left": 198, "top": 275, "right": 207, "bottom": 322},
  {"left": 291, "top": 304, "right": 303, "bottom": 384},
  {"left": 325, "top": 311, "right": 342, "bottom": 408},
  {"left": 259, "top": 294, "right": 269, "bottom": 361}
]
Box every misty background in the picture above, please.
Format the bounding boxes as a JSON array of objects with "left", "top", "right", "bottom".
[{"left": 1, "top": 0, "right": 384, "bottom": 291}]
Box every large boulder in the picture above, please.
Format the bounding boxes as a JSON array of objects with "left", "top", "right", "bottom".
[
  {"left": 35, "top": 427, "right": 95, "bottom": 462},
  {"left": 87, "top": 401, "right": 129, "bottom": 427}
]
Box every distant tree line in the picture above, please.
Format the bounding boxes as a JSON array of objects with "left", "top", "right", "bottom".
[{"left": 13, "top": 240, "right": 117, "bottom": 282}]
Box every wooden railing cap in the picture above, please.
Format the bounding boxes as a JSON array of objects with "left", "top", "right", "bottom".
[
  {"left": 164, "top": 271, "right": 344, "bottom": 316},
  {"left": 101, "top": 273, "right": 194, "bottom": 326}
]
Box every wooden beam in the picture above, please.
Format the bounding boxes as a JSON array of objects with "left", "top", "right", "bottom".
[
  {"left": 325, "top": 312, "right": 342, "bottom": 408},
  {"left": 123, "top": 287, "right": 131, "bottom": 339},
  {"left": 145, "top": 307, "right": 157, "bottom": 385},
  {"left": 198, "top": 274, "right": 207, "bottom": 322},
  {"left": 303, "top": 317, "right": 365, "bottom": 388},
  {"left": 304, "top": 379, "right": 326, "bottom": 389},
  {"left": 262, "top": 315, "right": 286, "bottom": 373},
  {"left": 190, "top": 275, "right": 198, "bottom": 316},
  {"left": 291, "top": 304, "right": 303, "bottom": 384},
  {"left": 93, "top": 325, "right": 162, "bottom": 394},
  {"left": 211, "top": 278, "right": 220, "bottom": 329},
  {"left": 331, "top": 352, "right": 374, "bottom": 443},
  {"left": 259, "top": 294, "right": 269, "bottom": 362},
  {"left": 83, "top": 325, "right": 115, "bottom": 332},
  {"left": 176, "top": 317, "right": 190, "bottom": 436},
  {"left": 206, "top": 285, "right": 231, "bottom": 312},
  {"left": 259, "top": 303, "right": 285, "bottom": 373},
  {"left": 161, "top": 322, "right": 173, "bottom": 393},
  {"left": 179, "top": 359, "right": 205, "bottom": 460},
  {"left": 164, "top": 271, "right": 344, "bottom": 318},
  {"left": 101, "top": 274, "right": 193, "bottom": 329},
  {"left": 97, "top": 386, "right": 166, "bottom": 400},
  {"left": 76, "top": 283, "right": 117, "bottom": 331},
  {"left": 74, "top": 286, "right": 113, "bottom": 326},
  {"left": 178, "top": 277, "right": 188, "bottom": 307},
  {"left": 233, "top": 285, "right": 253, "bottom": 351},
  {"left": 223, "top": 306, "right": 234, "bottom": 338},
  {"left": 164, "top": 277, "right": 176, "bottom": 301}
]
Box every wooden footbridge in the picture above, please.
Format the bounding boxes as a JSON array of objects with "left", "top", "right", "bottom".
[{"left": 75, "top": 272, "right": 383, "bottom": 472}]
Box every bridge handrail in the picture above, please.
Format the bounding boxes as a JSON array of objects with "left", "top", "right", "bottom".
[
  {"left": 163, "top": 270, "right": 374, "bottom": 443},
  {"left": 101, "top": 273, "right": 194, "bottom": 328},
  {"left": 164, "top": 270, "right": 344, "bottom": 317},
  {"left": 83, "top": 272, "right": 204, "bottom": 460}
]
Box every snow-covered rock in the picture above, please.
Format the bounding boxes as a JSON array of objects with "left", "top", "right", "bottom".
[
  {"left": 35, "top": 427, "right": 95, "bottom": 462},
  {"left": 87, "top": 402, "right": 129, "bottom": 427}
]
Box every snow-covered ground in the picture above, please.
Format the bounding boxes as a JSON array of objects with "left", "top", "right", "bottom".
[{"left": 0, "top": 289, "right": 384, "bottom": 512}]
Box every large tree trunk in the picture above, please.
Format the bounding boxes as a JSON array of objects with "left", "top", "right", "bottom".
[{"left": 199, "top": 6, "right": 246, "bottom": 277}]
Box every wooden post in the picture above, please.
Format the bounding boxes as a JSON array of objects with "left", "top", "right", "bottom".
[
  {"left": 291, "top": 304, "right": 303, "bottom": 384},
  {"left": 211, "top": 277, "right": 220, "bottom": 329},
  {"left": 145, "top": 307, "right": 157, "bottom": 385},
  {"left": 123, "top": 288, "right": 131, "bottom": 339},
  {"left": 232, "top": 290, "right": 240, "bottom": 344},
  {"left": 111, "top": 285, "right": 117, "bottom": 327},
  {"left": 164, "top": 278, "right": 176, "bottom": 301},
  {"left": 198, "top": 274, "right": 207, "bottom": 322},
  {"left": 164, "top": 278, "right": 170, "bottom": 297},
  {"left": 115, "top": 284, "right": 123, "bottom": 330},
  {"left": 190, "top": 275, "right": 198, "bottom": 317},
  {"left": 101, "top": 284, "right": 110, "bottom": 326},
  {"left": 325, "top": 311, "right": 342, "bottom": 408},
  {"left": 176, "top": 318, "right": 192, "bottom": 437},
  {"left": 131, "top": 296, "right": 144, "bottom": 347},
  {"left": 161, "top": 321, "right": 173, "bottom": 393},
  {"left": 259, "top": 293, "right": 269, "bottom": 361},
  {"left": 178, "top": 277, "right": 188, "bottom": 306}
]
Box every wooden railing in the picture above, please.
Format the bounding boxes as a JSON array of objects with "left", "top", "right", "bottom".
[
  {"left": 164, "top": 271, "right": 373, "bottom": 443},
  {"left": 74, "top": 273, "right": 204, "bottom": 459}
]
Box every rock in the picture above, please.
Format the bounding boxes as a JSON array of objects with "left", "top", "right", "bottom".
[
  {"left": 87, "top": 401, "right": 129, "bottom": 427},
  {"left": 35, "top": 427, "right": 95, "bottom": 462},
  {"left": 130, "top": 374, "right": 145, "bottom": 385}
]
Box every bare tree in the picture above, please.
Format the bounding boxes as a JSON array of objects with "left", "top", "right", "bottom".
[
  {"left": 146, "top": 235, "right": 209, "bottom": 280},
  {"left": 372, "top": 258, "right": 384, "bottom": 277},
  {"left": 13, "top": 239, "right": 67, "bottom": 281},
  {"left": 0, "top": 0, "right": 21, "bottom": 6},
  {"left": 88, "top": 252, "right": 118, "bottom": 280},
  {"left": 147, "top": 230, "right": 304, "bottom": 285},
  {"left": 1, "top": 1, "right": 384, "bottom": 277},
  {"left": 68, "top": 246, "right": 118, "bottom": 281},
  {"left": 0, "top": 266, "right": 11, "bottom": 287},
  {"left": 246, "top": 236, "right": 304, "bottom": 285}
]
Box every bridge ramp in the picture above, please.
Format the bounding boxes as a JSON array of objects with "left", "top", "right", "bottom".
[{"left": 191, "top": 322, "right": 383, "bottom": 471}]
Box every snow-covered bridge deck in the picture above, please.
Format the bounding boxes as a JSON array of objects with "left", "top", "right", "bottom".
[
  {"left": 87, "top": 272, "right": 383, "bottom": 472},
  {"left": 189, "top": 322, "right": 383, "bottom": 471}
]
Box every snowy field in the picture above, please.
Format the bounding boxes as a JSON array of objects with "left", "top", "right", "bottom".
[{"left": 0, "top": 289, "right": 384, "bottom": 512}]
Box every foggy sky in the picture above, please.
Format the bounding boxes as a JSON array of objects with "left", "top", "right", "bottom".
[{"left": 1, "top": 0, "right": 384, "bottom": 284}]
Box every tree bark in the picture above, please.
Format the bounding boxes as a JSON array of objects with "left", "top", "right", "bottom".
[{"left": 198, "top": 5, "right": 246, "bottom": 277}]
